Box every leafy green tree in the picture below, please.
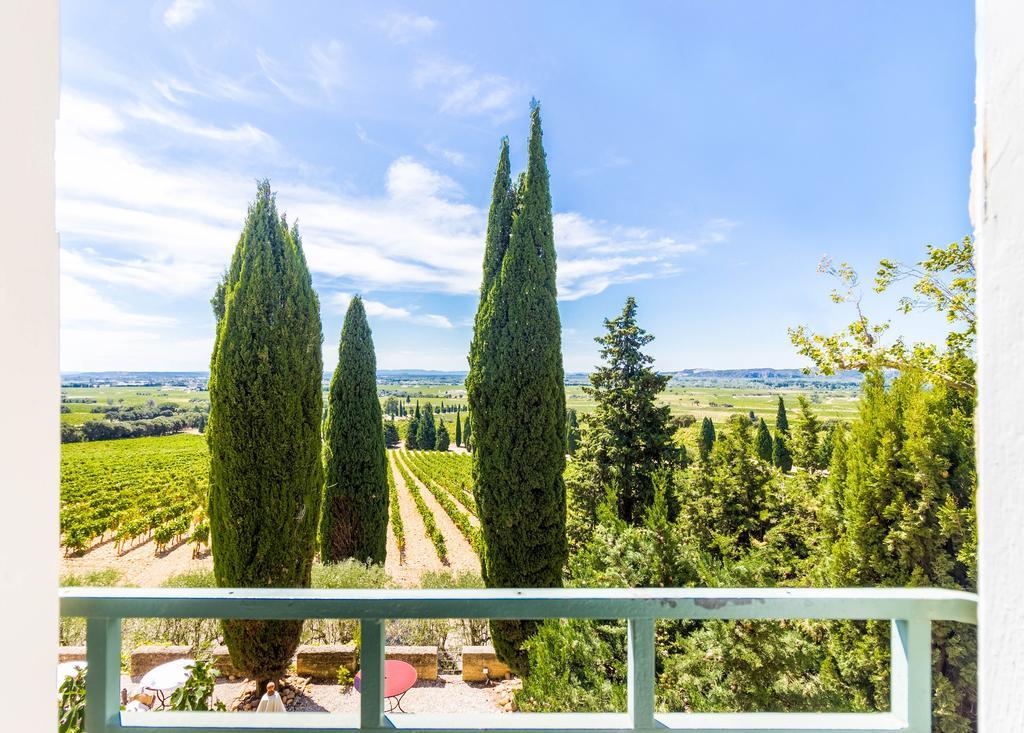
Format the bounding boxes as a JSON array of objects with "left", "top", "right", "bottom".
[
  {"left": 571, "top": 297, "right": 674, "bottom": 524},
  {"left": 755, "top": 418, "right": 773, "bottom": 462},
  {"left": 435, "top": 419, "right": 451, "bottom": 451},
  {"left": 455, "top": 409, "right": 462, "bottom": 446},
  {"left": 775, "top": 396, "right": 790, "bottom": 435},
  {"left": 699, "top": 417, "right": 716, "bottom": 461},
  {"left": 467, "top": 102, "right": 566, "bottom": 672},
  {"left": 772, "top": 433, "right": 793, "bottom": 472},
  {"left": 383, "top": 421, "right": 400, "bottom": 448},
  {"left": 383, "top": 396, "right": 400, "bottom": 417},
  {"left": 416, "top": 402, "right": 436, "bottom": 451},
  {"left": 565, "top": 408, "right": 580, "bottom": 456},
  {"left": 207, "top": 181, "right": 322, "bottom": 687},
  {"left": 320, "top": 296, "right": 389, "bottom": 565}
]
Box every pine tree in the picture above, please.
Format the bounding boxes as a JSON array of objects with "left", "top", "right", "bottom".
[
  {"left": 755, "top": 418, "right": 773, "bottom": 462},
  {"left": 574, "top": 297, "right": 674, "bottom": 523},
  {"left": 207, "top": 181, "right": 322, "bottom": 687},
  {"left": 383, "top": 421, "right": 400, "bottom": 448},
  {"left": 775, "top": 395, "right": 790, "bottom": 434},
  {"left": 467, "top": 102, "right": 566, "bottom": 672},
  {"left": 792, "top": 395, "right": 824, "bottom": 470},
  {"left": 565, "top": 408, "right": 580, "bottom": 456},
  {"left": 772, "top": 432, "right": 793, "bottom": 472},
  {"left": 320, "top": 295, "right": 389, "bottom": 565},
  {"left": 417, "top": 402, "right": 436, "bottom": 450},
  {"left": 455, "top": 409, "right": 462, "bottom": 446},
  {"left": 435, "top": 419, "right": 451, "bottom": 451},
  {"left": 699, "top": 417, "right": 716, "bottom": 461},
  {"left": 405, "top": 417, "right": 419, "bottom": 449}
]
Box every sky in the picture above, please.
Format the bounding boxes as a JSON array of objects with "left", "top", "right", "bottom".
[{"left": 58, "top": 0, "right": 976, "bottom": 373}]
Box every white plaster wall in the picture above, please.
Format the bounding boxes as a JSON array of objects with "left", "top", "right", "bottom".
[
  {"left": 0, "top": 0, "right": 59, "bottom": 728},
  {"left": 973, "top": 1, "right": 1024, "bottom": 730}
]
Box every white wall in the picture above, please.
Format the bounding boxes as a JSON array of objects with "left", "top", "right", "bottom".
[
  {"left": 973, "top": 1, "right": 1024, "bottom": 731},
  {"left": 0, "top": 0, "right": 59, "bottom": 729}
]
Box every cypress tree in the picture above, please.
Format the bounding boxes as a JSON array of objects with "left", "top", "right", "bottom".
[
  {"left": 565, "top": 408, "right": 580, "bottom": 456},
  {"left": 417, "top": 402, "right": 436, "bottom": 450},
  {"left": 468, "top": 102, "right": 566, "bottom": 672},
  {"left": 415, "top": 402, "right": 421, "bottom": 419},
  {"left": 772, "top": 432, "right": 793, "bottom": 472},
  {"left": 699, "top": 417, "right": 716, "bottom": 461},
  {"left": 792, "top": 395, "right": 824, "bottom": 470},
  {"left": 463, "top": 413, "right": 472, "bottom": 452},
  {"left": 775, "top": 395, "right": 790, "bottom": 434},
  {"left": 406, "top": 417, "right": 419, "bottom": 449},
  {"left": 320, "top": 295, "right": 389, "bottom": 565},
  {"left": 455, "top": 409, "right": 462, "bottom": 446},
  {"left": 748, "top": 409, "right": 757, "bottom": 424},
  {"left": 755, "top": 418, "right": 773, "bottom": 462},
  {"left": 435, "top": 419, "right": 451, "bottom": 451},
  {"left": 207, "top": 181, "right": 322, "bottom": 687},
  {"left": 383, "top": 421, "right": 400, "bottom": 448}
]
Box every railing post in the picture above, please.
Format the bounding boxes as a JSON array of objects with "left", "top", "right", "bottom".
[
  {"left": 628, "top": 617, "right": 656, "bottom": 730},
  {"left": 85, "top": 617, "right": 121, "bottom": 733},
  {"left": 360, "top": 618, "right": 385, "bottom": 728},
  {"left": 891, "top": 618, "right": 932, "bottom": 732}
]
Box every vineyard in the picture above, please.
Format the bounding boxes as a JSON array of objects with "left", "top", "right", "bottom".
[{"left": 60, "top": 434, "right": 209, "bottom": 557}]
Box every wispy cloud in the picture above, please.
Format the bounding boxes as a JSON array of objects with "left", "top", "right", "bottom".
[
  {"left": 126, "top": 102, "right": 274, "bottom": 145},
  {"left": 378, "top": 12, "right": 438, "bottom": 44},
  {"left": 330, "top": 292, "right": 453, "bottom": 328},
  {"left": 256, "top": 41, "right": 346, "bottom": 106},
  {"left": 61, "top": 274, "right": 176, "bottom": 328},
  {"left": 163, "top": 0, "right": 207, "bottom": 29},
  {"left": 414, "top": 58, "right": 524, "bottom": 121},
  {"left": 425, "top": 143, "right": 468, "bottom": 167}
]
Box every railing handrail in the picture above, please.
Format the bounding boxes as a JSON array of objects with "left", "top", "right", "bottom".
[
  {"left": 60, "top": 586, "right": 978, "bottom": 623},
  {"left": 60, "top": 587, "right": 977, "bottom": 733}
]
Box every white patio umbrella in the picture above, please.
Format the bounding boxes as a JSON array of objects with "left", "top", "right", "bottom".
[{"left": 138, "top": 659, "right": 194, "bottom": 707}]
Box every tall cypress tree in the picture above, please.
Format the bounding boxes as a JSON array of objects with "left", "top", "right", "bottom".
[
  {"left": 455, "top": 409, "right": 462, "bottom": 447},
  {"left": 699, "top": 417, "right": 716, "bottom": 461},
  {"left": 772, "top": 432, "right": 793, "bottom": 472},
  {"left": 417, "top": 401, "right": 436, "bottom": 450},
  {"left": 435, "top": 418, "right": 451, "bottom": 451},
  {"left": 463, "top": 413, "right": 472, "bottom": 452},
  {"left": 775, "top": 395, "right": 790, "bottom": 434},
  {"left": 565, "top": 408, "right": 580, "bottom": 456},
  {"left": 405, "top": 417, "right": 419, "bottom": 449},
  {"left": 468, "top": 102, "right": 566, "bottom": 672},
  {"left": 208, "top": 181, "right": 322, "bottom": 687},
  {"left": 755, "top": 418, "right": 773, "bottom": 462},
  {"left": 320, "top": 296, "right": 389, "bottom": 565}
]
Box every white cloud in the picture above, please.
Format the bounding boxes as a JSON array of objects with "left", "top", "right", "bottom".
[
  {"left": 330, "top": 292, "right": 453, "bottom": 329},
  {"left": 163, "top": 0, "right": 207, "bottom": 29},
  {"left": 414, "top": 59, "right": 524, "bottom": 121},
  {"left": 126, "top": 102, "right": 274, "bottom": 145},
  {"left": 425, "top": 143, "right": 468, "bottom": 167},
  {"left": 61, "top": 274, "right": 176, "bottom": 328},
  {"left": 378, "top": 13, "right": 438, "bottom": 44},
  {"left": 256, "top": 41, "right": 347, "bottom": 106}
]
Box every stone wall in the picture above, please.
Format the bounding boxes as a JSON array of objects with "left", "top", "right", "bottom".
[
  {"left": 461, "top": 645, "right": 511, "bottom": 682},
  {"left": 129, "top": 645, "right": 191, "bottom": 677},
  {"left": 295, "top": 644, "right": 438, "bottom": 681},
  {"left": 58, "top": 646, "right": 86, "bottom": 663}
]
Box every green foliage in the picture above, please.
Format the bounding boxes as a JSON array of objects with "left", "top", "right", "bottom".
[
  {"left": 792, "top": 396, "right": 825, "bottom": 471},
  {"left": 58, "top": 667, "right": 86, "bottom": 733},
  {"left": 392, "top": 452, "right": 448, "bottom": 563},
  {"left": 573, "top": 297, "right": 675, "bottom": 524},
  {"left": 775, "top": 396, "right": 790, "bottom": 434},
  {"left": 336, "top": 665, "right": 354, "bottom": 687},
  {"left": 565, "top": 408, "right": 580, "bottom": 456},
  {"left": 773, "top": 433, "right": 793, "bottom": 472},
  {"left": 466, "top": 103, "right": 567, "bottom": 672},
  {"left": 462, "top": 414, "right": 472, "bottom": 451},
  {"left": 455, "top": 409, "right": 462, "bottom": 446},
  {"left": 405, "top": 417, "right": 419, "bottom": 449},
  {"left": 755, "top": 418, "right": 773, "bottom": 462},
  {"left": 435, "top": 418, "right": 451, "bottom": 451},
  {"left": 169, "top": 658, "right": 225, "bottom": 712},
  {"left": 207, "top": 181, "right": 323, "bottom": 684},
  {"left": 416, "top": 402, "right": 437, "bottom": 451},
  {"left": 699, "top": 417, "right": 716, "bottom": 461},
  {"left": 386, "top": 457, "right": 405, "bottom": 558},
  {"left": 321, "top": 296, "right": 389, "bottom": 565},
  {"left": 789, "top": 237, "right": 975, "bottom": 395},
  {"left": 383, "top": 421, "right": 400, "bottom": 448}
]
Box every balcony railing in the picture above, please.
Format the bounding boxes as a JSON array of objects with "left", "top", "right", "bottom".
[{"left": 59, "top": 586, "right": 977, "bottom": 733}]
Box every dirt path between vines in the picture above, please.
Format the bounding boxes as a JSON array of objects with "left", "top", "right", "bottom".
[
  {"left": 60, "top": 535, "right": 212, "bottom": 587},
  {"left": 403, "top": 454, "right": 479, "bottom": 528},
  {"left": 386, "top": 450, "right": 445, "bottom": 586},
  {"left": 395, "top": 451, "right": 480, "bottom": 577}
]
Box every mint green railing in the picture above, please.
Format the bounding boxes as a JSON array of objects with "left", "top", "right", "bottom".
[{"left": 59, "top": 587, "right": 977, "bottom": 733}]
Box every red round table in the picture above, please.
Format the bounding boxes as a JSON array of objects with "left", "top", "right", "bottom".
[{"left": 354, "top": 660, "right": 418, "bottom": 713}]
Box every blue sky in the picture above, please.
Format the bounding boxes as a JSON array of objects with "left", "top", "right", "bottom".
[{"left": 58, "top": 0, "right": 975, "bottom": 373}]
